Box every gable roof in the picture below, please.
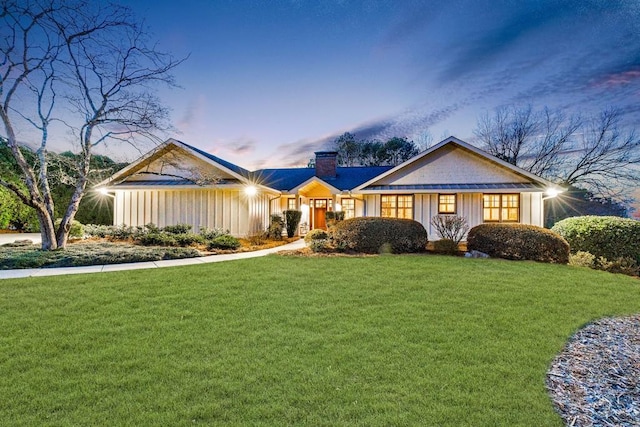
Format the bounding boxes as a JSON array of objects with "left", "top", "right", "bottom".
[
  {"left": 353, "top": 136, "right": 561, "bottom": 192},
  {"left": 96, "top": 138, "right": 253, "bottom": 188}
]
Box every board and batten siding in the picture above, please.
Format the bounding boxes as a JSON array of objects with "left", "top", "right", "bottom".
[
  {"left": 363, "top": 192, "right": 544, "bottom": 240},
  {"left": 114, "top": 189, "right": 271, "bottom": 236}
]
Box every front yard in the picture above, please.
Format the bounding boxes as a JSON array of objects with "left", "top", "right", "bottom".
[{"left": 1, "top": 255, "right": 638, "bottom": 425}]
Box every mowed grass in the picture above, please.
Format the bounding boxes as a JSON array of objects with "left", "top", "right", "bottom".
[{"left": 1, "top": 255, "right": 639, "bottom": 426}]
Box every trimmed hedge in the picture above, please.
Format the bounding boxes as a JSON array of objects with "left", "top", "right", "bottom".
[
  {"left": 332, "top": 217, "right": 428, "bottom": 254},
  {"left": 551, "top": 216, "right": 640, "bottom": 262},
  {"left": 467, "top": 223, "right": 569, "bottom": 264}
]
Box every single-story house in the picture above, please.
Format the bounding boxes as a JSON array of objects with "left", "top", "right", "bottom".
[{"left": 96, "top": 136, "right": 562, "bottom": 239}]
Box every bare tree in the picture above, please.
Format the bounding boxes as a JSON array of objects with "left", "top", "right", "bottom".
[
  {"left": 0, "top": 0, "right": 184, "bottom": 249},
  {"left": 475, "top": 104, "right": 539, "bottom": 165},
  {"left": 474, "top": 105, "right": 640, "bottom": 199},
  {"left": 561, "top": 109, "right": 640, "bottom": 197}
]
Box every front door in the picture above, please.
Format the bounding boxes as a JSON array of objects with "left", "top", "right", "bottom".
[{"left": 311, "top": 199, "right": 327, "bottom": 230}]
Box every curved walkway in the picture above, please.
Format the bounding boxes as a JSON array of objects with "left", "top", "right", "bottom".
[{"left": 0, "top": 239, "right": 306, "bottom": 280}]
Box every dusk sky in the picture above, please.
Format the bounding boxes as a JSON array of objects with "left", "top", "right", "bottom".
[{"left": 119, "top": 0, "right": 640, "bottom": 169}]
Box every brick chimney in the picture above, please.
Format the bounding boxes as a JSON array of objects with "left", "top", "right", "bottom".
[{"left": 314, "top": 151, "right": 338, "bottom": 179}]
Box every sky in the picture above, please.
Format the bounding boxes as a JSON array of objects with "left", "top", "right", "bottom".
[{"left": 113, "top": 0, "right": 640, "bottom": 170}]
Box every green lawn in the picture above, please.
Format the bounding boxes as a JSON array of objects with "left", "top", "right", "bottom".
[{"left": 1, "top": 255, "right": 638, "bottom": 426}]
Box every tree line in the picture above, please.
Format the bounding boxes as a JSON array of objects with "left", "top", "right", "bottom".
[
  {"left": 0, "top": 142, "right": 125, "bottom": 231},
  {"left": 329, "top": 133, "right": 423, "bottom": 167}
]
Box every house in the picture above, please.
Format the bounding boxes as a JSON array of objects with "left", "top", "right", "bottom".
[{"left": 96, "top": 136, "right": 562, "bottom": 239}]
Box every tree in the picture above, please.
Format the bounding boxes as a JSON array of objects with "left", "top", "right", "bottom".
[
  {"left": 0, "top": 1, "right": 184, "bottom": 249},
  {"left": 332, "top": 133, "right": 422, "bottom": 167},
  {"left": 382, "top": 137, "right": 419, "bottom": 166},
  {"left": 474, "top": 106, "right": 640, "bottom": 200},
  {"left": 333, "top": 132, "right": 361, "bottom": 166}
]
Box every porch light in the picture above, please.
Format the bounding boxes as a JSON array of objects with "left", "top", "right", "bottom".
[
  {"left": 335, "top": 203, "right": 342, "bottom": 211},
  {"left": 543, "top": 188, "right": 562, "bottom": 200},
  {"left": 97, "top": 188, "right": 114, "bottom": 198},
  {"left": 244, "top": 185, "right": 257, "bottom": 197}
]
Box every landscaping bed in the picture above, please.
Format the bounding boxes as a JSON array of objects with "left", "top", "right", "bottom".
[{"left": 0, "top": 235, "right": 297, "bottom": 269}]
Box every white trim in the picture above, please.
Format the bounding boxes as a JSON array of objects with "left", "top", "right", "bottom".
[{"left": 289, "top": 176, "right": 341, "bottom": 195}]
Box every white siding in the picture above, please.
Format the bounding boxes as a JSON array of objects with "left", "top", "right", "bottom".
[
  {"left": 113, "top": 188, "right": 270, "bottom": 237},
  {"left": 376, "top": 145, "right": 531, "bottom": 186}
]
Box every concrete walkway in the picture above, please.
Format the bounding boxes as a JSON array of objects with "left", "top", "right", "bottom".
[{"left": 0, "top": 238, "right": 306, "bottom": 280}]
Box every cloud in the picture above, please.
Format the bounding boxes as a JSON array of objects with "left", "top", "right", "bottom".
[
  {"left": 272, "top": 139, "right": 324, "bottom": 167},
  {"left": 225, "top": 137, "right": 256, "bottom": 156},
  {"left": 176, "top": 95, "right": 206, "bottom": 130}
]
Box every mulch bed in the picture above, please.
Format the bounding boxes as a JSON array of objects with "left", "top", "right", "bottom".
[{"left": 546, "top": 315, "right": 640, "bottom": 426}]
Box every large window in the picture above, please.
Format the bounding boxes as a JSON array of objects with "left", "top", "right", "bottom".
[
  {"left": 341, "top": 198, "right": 355, "bottom": 219},
  {"left": 483, "top": 194, "right": 519, "bottom": 222},
  {"left": 438, "top": 194, "right": 456, "bottom": 214},
  {"left": 381, "top": 195, "right": 413, "bottom": 219}
]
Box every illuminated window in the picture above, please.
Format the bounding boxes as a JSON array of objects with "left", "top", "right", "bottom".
[
  {"left": 287, "top": 198, "right": 296, "bottom": 210},
  {"left": 483, "top": 194, "right": 519, "bottom": 222},
  {"left": 438, "top": 194, "right": 456, "bottom": 214},
  {"left": 381, "top": 195, "right": 413, "bottom": 219},
  {"left": 341, "top": 198, "right": 355, "bottom": 219}
]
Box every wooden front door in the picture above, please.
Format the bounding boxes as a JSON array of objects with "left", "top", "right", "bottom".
[{"left": 311, "top": 199, "right": 327, "bottom": 230}]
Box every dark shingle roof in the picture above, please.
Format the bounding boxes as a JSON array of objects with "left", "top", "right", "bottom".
[
  {"left": 252, "top": 166, "right": 393, "bottom": 191},
  {"left": 181, "top": 142, "right": 251, "bottom": 178}
]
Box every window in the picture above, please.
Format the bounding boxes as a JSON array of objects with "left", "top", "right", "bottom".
[
  {"left": 287, "top": 198, "right": 297, "bottom": 210},
  {"left": 341, "top": 198, "right": 355, "bottom": 219},
  {"left": 438, "top": 194, "right": 456, "bottom": 214},
  {"left": 381, "top": 195, "right": 413, "bottom": 219},
  {"left": 483, "top": 194, "right": 519, "bottom": 222}
]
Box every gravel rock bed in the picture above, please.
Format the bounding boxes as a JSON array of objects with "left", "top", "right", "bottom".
[{"left": 547, "top": 315, "right": 640, "bottom": 426}]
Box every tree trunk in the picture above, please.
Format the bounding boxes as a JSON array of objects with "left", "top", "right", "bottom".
[{"left": 37, "top": 210, "right": 58, "bottom": 251}]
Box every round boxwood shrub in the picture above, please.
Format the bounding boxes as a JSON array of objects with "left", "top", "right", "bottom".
[
  {"left": 467, "top": 223, "right": 569, "bottom": 264},
  {"left": 332, "top": 217, "right": 428, "bottom": 254},
  {"left": 304, "top": 229, "right": 329, "bottom": 243},
  {"left": 551, "top": 216, "right": 640, "bottom": 262}
]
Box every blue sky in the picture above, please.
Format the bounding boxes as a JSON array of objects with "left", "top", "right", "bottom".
[{"left": 119, "top": 0, "right": 640, "bottom": 169}]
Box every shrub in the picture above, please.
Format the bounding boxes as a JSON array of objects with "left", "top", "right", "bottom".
[
  {"left": 304, "top": 229, "right": 329, "bottom": 243},
  {"left": 309, "top": 238, "right": 330, "bottom": 253},
  {"left": 199, "top": 227, "right": 228, "bottom": 240},
  {"left": 110, "top": 224, "right": 136, "bottom": 240},
  {"left": 284, "top": 210, "right": 302, "bottom": 238},
  {"left": 467, "top": 223, "right": 569, "bottom": 264},
  {"left": 174, "top": 233, "right": 205, "bottom": 247},
  {"left": 432, "top": 238, "right": 459, "bottom": 255},
  {"left": 431, "top": 215, "right": 469, "bottom": 245},
  {"left": 162, "top": 223, "right": 192, "bottom": 234},
  {"left": 569, "top": 251, "right": 596, "bottom": 268},
  {"left": 332, "top": 217, "right": 428, "bottom": 254},
  {"left": 267, "top": 214, "right": 284, "bottom": 240},
  {"left": 207, "top": 235, "right": 241, "bottom": 250},
  {"left": 595, "top": 256, "right": 639, "bottom": 276},
  {"left": 55, "top": 219, "right": 84, "bottom": 239},
  {"left": 137, "top": 232, "right": 178, "bottom": 247},
  {"left": 551, "top": 216, "right": 640, "bottom": 263}
]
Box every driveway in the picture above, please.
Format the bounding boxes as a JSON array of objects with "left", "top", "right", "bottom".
[{"left": 0, "top": 233, "right": 42, "bottom": 245}]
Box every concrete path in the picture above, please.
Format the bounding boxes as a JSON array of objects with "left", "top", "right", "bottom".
[
  {"left": 0, "top": 233, "right": 41, "bottom": 246},
  {"left": 0, "top": 238, "right": 306, "bottom": 280}
]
